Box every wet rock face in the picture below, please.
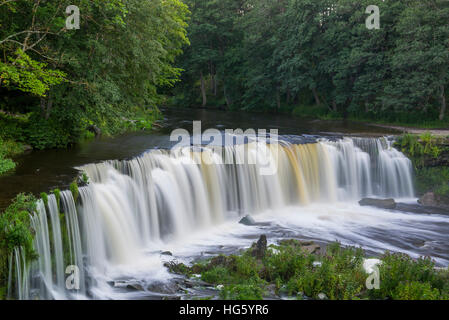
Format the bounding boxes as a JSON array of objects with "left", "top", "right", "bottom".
[
  {"left": 239, "top": 215, "right": 256, "bottom": 226},
  {"left": 359, "top": 198, "right": 396, "bottom": 209},
  {"left": 419, "top": 192, "right": 449, "bottom": 209}
]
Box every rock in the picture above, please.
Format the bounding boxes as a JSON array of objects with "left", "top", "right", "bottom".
[
  {"left": 22, "top": 144, "right": 33, "bottom": 152},
  {"left": 210, "top": 255, "right": 228, "bottom": 267},
  {"left": 87, "top": 124, "right": 102, "bottom": 137},
  {"left": 251, "top": 235, "right": 267, "bottom": 259},
  {"left": 279, "top": 239, "right": 321, "bottom": 254},
  {"left": 418, "top": 192, "right": 449, "bottom": 209},
  {"left": 302, "top": 244, "right": 321, "bottom": 254},
  {"left": 317, "top": 293, "right": 328, "bottom": 300},
  {"left": 265, "top": 284, "right": 277, "bottom": 297},
  {"left": 239, "top": 215, "right": 256, "bottom": 226},
  {"left": 419, "top": 192, "right": 438, "bottom": 207},
  {"left": 126, "top": 283, "right": 144, "bottom": 291},
  {"left": 359, "top": 198, "right": 396, "bottom": 209},
  {"left": 161, "top": 251, "right": 173, "bottom": 256},
  {"left": 147, "top": 281, "right": 179, "bottom": 294}
]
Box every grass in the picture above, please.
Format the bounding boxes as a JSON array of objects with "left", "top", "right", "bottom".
[{"left": 165, "top": 239, "right": 449, "bottom": 300}]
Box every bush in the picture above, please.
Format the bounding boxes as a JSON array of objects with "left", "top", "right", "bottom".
[
  {"left": 220, "top": 284, "right": 264, "bottom": 300},
  {"left": 165, "top": 239, "right": 449, "bottom": 300},
  {"left": 0, "top": 138, "right": 25, "bottom": 175},
  {"left": 368, "top": 252, "right": 449, "bottom": 300},
  {"left": 0, "top": 194, "right": 38, "bottom": 297}
]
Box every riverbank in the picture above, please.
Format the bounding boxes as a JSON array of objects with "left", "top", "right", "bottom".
[
  {"left": 164, "top": 235, "right": 449, "bottom": 300},
  {"left": 394, "top": 133, "right": 449, "bottom": 208}
]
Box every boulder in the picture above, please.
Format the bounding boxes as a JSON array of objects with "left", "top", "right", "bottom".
[
  {"left": 87, "top": 124, "right": 102, "bottom": 137},
  {"left": 359, "top": 198, "right": 396, "bottom": 209},
  {"left": 239, "top": 215, "right": 256, "bottom": 226},
  {"left": 161, "top": 251, "right": 173, "bottom": 256},
  {"left": 418, "top": 192, "right": 449, "bottom": 209}
]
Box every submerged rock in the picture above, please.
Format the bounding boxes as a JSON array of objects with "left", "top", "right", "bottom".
[
  {"left": 239, "top": 215, "right": 256, "bottom": 226},
  {"left": 161, "top": 251, "right": 173, "bottom": 256},
  {"left": 359, "top": 198, "right": 396, "bottom": 209}
]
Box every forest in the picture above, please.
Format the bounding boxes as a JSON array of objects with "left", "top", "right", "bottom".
[
  {"left": 0, "top": 0, "right": 188, "bottom": 152},
  {"left": 1, "top": 0, "right": 448, "bottom": 157},
  {"left": 1, "top": 0, "right": 449, "bottom": 302},
  {"left": 171, "top": 0, "right": 449, "bottom": 124}
]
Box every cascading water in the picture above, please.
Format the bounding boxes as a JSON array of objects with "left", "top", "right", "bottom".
[{"left": 11, "top": 136, "right": 416, "bottom": 299}]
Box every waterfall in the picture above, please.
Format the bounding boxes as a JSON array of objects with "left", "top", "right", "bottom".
[{"left": 15, "top": 136, "right": 414, "bottom": 299}]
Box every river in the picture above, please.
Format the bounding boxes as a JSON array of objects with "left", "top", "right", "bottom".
[{"left": 4, "top": 107, "right": 449, "bottom": 300}]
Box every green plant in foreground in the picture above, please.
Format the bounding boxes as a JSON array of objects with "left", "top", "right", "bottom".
[
  {"left": 166, "top": 240, "right": 449, "bottom": 300},
  {"left": 0, "top": 194, "right": 38, "bottom": 298}
]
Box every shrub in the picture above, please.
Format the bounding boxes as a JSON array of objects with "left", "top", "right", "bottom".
[
  {"left": 0, "top": 194, "right": 38, "bottom": 296},
  {"left": 368, "top": 252, "right": 449, "bottom": 300}
]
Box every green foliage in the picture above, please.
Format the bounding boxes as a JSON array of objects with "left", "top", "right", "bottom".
[
  {"left": 414, "top": 167, "right": 449, "bottom": 198},
  {"left": 0, "top": 194, "right": 38, "bottom": 293},
  {"left": 265, "top": 242, "right": 365, "bottom": 299},
  {"left": 52, "top": 189, "right": 60, "bottom": 211},
  {"left": 1, "top": 0, "right": 189, "bottom": 150},
  {"left": 165, "top": 239, "right": 449, "bottom": 300},
  {"left": 0, "top": 137, "right": 25, "bottom": 175},
  {"left": 0, "top": 49, "right": 66, "bottom": 97},
  {"left": 81, "top": 173, "right": 89, "bottom": 185},
  {"left": 69, "top": 181, "right": 79, "bottom": 203},
  {"left": 368, "top": 252, "right": 449, "bottom": 300},
  {"left": 393, "top": 281, "right": 442, "bottom": 300},
  {"left": 220, "top": 284, "right": 264, "bottom": 300},
  {"left": 172, "top": 0, "right": 449, "bottom": 123},
  {"left": 397, "top": 133, "right": 443, "bottom": 160},
  {"left": 40, "top": 192, "right": 48, "bottom": 208}
]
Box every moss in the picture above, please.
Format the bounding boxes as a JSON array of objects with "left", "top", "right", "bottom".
[
  {"left": 70, "top": 181, "right": 79, "bottom": 203},
  {"left": 81, "top": 172, "right": 89, "bottom": 185},
  {"left": 52, "top": 189, "right": 61, "bottom": 211},
  {"left": 40, "top": 192, "right": 48, "bottom": 207}
]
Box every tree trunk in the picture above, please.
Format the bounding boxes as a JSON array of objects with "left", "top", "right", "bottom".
[
  {"left": 223, "top": 84, "right": 232, "bottom": 109},
  {"left": 276, "top": 86, "right": 281, "bottom": 111},
  {"left": 332, "top": 100, "right": 337, "bottom": 112},
  {"left": 439, "top": 84, "right": 446, "bottom": 121},
  {"left": 45, "top": 92, "right": 53, "bottom": 120},
  {"left": 200, "top": 71, "right": 207, "bottom": 107},
  {"left": 312, "top": 88, "right": 321, "bottom": 106}
]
